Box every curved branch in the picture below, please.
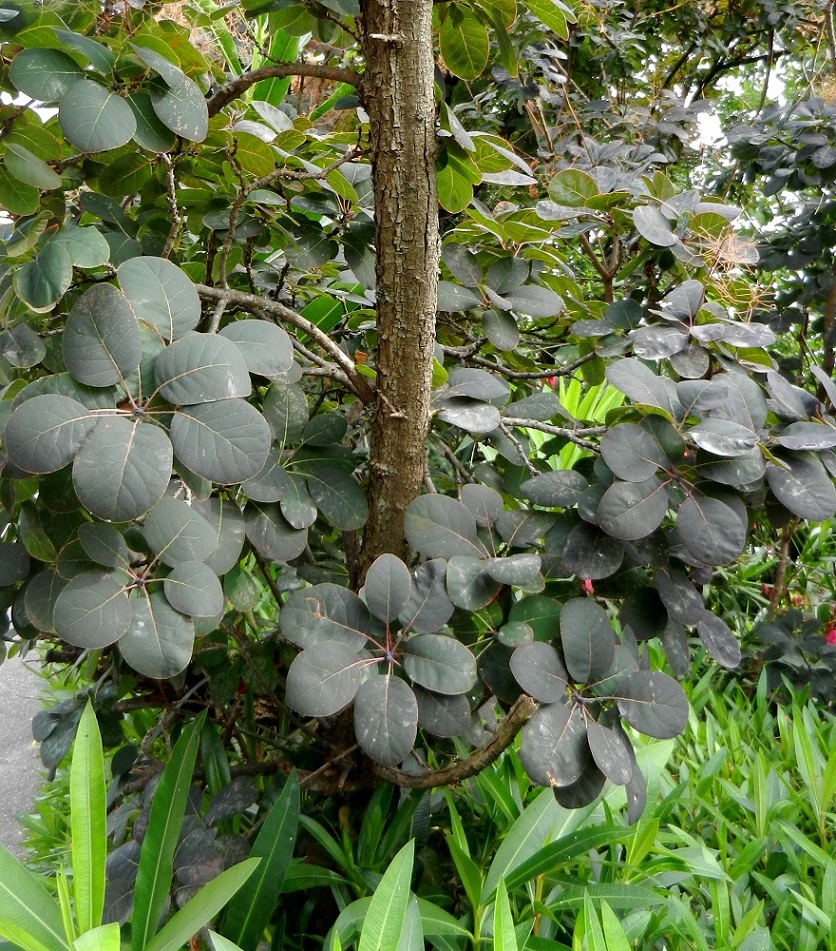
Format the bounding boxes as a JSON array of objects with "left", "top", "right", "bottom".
[
  {"left": 208, "top": 64, "right": 363, "bottom": 117},
  {"left": 373, "top": 694, "right": 539, "bottom": 788},
  {"left": 195, "top": 283, "right": 375, "bottom": 403}
]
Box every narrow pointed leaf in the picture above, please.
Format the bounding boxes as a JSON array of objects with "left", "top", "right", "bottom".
[
  {"left": 71, "top": 703, "right": 106, "bottom": 933},
  {"left": 357, "top": 841, "right": 415, "bottom": 951},
  {"left": 0, "top": 841, "right": 69, "bottom": 951}
]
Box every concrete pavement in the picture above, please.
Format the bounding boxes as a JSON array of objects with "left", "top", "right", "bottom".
[{"left": 0, "top": 650, "right": 42, "bottom": 857}]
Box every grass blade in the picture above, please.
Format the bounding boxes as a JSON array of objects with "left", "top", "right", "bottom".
[
  {"left": 223, "top": 772, "right": 300, "bottom": 950},
  {"left": 71, "top": 702, "right": 106, "bottom": 933},
  {"left": 131, "top": 710, "right": 206, "bottom": 951}
]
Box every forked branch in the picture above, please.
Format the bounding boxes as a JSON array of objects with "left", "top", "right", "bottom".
[{"left": 208, "top": 64, "right": 363, "bottom": 117}]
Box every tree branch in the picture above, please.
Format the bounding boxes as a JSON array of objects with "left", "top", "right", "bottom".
[
  {"left": 195, "top": 283, "right": 375, "bottom": 403},
  {"left": 208, "top": 64, "right": 363, "bottom": 117},
  {"left": 373, "top": 694, "right": 538, "bottom": 788}
]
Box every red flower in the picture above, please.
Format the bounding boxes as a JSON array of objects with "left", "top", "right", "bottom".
[
  {"left": 825, "top": 627, "right": 836, "bottom": 646},
  {"left": 581, "top": 579, "right": 594, "bottom": 595}
]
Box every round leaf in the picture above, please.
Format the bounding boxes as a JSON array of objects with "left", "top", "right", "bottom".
[
  {"left": 25, "top": 570, "right": 67, "bottom": 633},
  {"left": 241, "top": 446, "right": 292, "bottom": 503},
  {"left": 170, "top": 400, "right": 271, "bottom": 484},
  {"left": 154, "top": 332, "right": 252, "bottom": 405},
  {"left": 151, "top": 77, "right": 209, "bottom": 143},
  {"left": 117, "top": 257, "right": 201, "bottom": 341},
  {"left": 53, "top": 571, "right": 131, "bottom": 648},
  {"left": 354, "top": 675, "right": 418, "bottom": 766},
  {"left": 4, "top": 394, "right": 95, "bottom": 473},
  {"left": 402, "top": 633, "right": 477, "bottom": 695},
  {"left": 163, "top": 560, "right": 225, "bottom": 617},
  {"left": 8, "top": 47, "right": 83, "bottom": 102},
  {"left": 586, "top": 720, "right": 633, "bottom": 786},
  {"left": 404, "top": 495, "right": 484, "bottom": 558},
  {"left": 677, "top": 495, "right": 746, "bottom": 565},
  {"left": 414, "top": 686, "right": 471, "bottom": 737},
  {"left": 14, "top": 242, "right": 73, "bottom": 313},
  {"left": 510, "top": 642, "right": 569, "bottom": 703},
  {"left": 73, "top": 417, "right": 173, "bottom": 521},
  {"left": 616, "top": 671, "right": 689, "bottom": 739},
  {"left": 193, "top": 498, "right": 246, "bottom": 575},
  {"left": 243, "top": 502, "right": 308, "bottom": 562},
  {"left": 398, "top": 559, "right": 455, "bottom": 634},
  {"left": 280, "top": 582, "right": 378, "bottom": 650},
  {"left": 306, "top": 467, "right": 368, "bottom": 530},
  {"left": 440, "top": 6, "right": 489, "bottom": 81},
  {"left": 119, "top": 589, "right": 195, "bottom": 678},
  {"left": 58, "top": 80, "right": 137, "bottom": 153},
  {"left": 560, "top": 598, "right": 615, "bottom": 684},
  {"left": 78, "top": 524, "right": 132, "bottom": 569},
  {"left": 600, "top": 423, "right": 666, "bottom": 482},
  {"left": 63, "top": 283, "right": 141, "bottom": 387},
  {"left": 695, "top": 611, "right": 741, "bottom": 668},
  {"left": 0, "top": 541, "right": 30, "bottom": 586},
  {"left": 446, "top": 555, "right": 501, "bottom": 610},
  {"left": 597, "top": 477, "right": 668, "bottom": 541},
  {"left": 520, "top": 701, "right": 589, "bottom": 788},
  {"left": 520, "top": 470, "right": 587, "bottom": 507},
  {"left": 219, "top": 320, "right": 295, "bottom": 378},
  {"left": 364, "top": 553, "right": 412, "bottom": 622},
  {"left": 142, "top": 497, "right": 217, "bottom": 568},
  {"left": 286, "top": 642, "right": 366, "bottom": 716},
  {"left": 766, "top": 454, "right": 836, "bottom": 520}
]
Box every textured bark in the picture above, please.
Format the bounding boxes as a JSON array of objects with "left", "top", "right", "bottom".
[{"left": 357, "top": 0, "right": 438, "bottom": 578}]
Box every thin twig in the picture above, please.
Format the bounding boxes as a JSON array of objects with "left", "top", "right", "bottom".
[
  {"left": 160, "top": 153, "right": 181, "bottom": 259},
  {"left": 208, "top": 64, "right": 363, "bottom": 117},
  {"left": 195, "top": 283, "right": 375, "bottom": 402},
  {"left": 373, "top": 695, "right": 539, "bottom": 788},
  {"left": 498, "top": 421, "right": 539, "bottom": 475},
  {"left": 501, "top": 416, "right": 606, "bottom": 450}
]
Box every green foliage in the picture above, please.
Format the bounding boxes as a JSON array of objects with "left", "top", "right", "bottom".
[{"left": 0, "top": 704, "right": 256, "bottom": 951}]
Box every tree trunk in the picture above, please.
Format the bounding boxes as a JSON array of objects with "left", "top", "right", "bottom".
[{"left": 357, "top": 0, "right": 438, "bottom": 579}]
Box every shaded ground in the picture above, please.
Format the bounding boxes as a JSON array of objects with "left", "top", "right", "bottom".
[{"left": 0, "top": 651, "right": 42, "bottom": 857}]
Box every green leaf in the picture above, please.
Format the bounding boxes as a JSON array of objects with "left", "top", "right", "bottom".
[
  {"left": 518, "top": 0, "right": 573, "bottom": 36},
  {"left": 306, "top": 467, "right": 368, "bottom": 531},
  {"left": 143, "top": 860, "right": 259, "bottom": 951},
  {"left": 151, "top": 78, "right": 209, "bottom": 143},
  {"left": 548, "top": 169, "right": 598, "bottom": 207},
  {"left": 223, "top": 774, "right": 300, "bottom": 951},
  {"left": 14, "top": 242, "right": 73, "bottom": 313},
  {"left": 117, "top": 257, "right": 201, "bottom": 341},
  {"left": 154, "top": 332, "right": 252, "bottom": 405},
  {"left": 4, "top": 143, "right": 62, "bottom": 189},
  {"left": 0, "top": 841, "right": 68, "bottom": 951},
  {"left": 503, "top": 825, "right": 626, "bottom": 892},
  {"left": 600, "top": 423, "right": 665, "bottom": 482},
  {"left": 195, "top": 498, "right": 246, "bottom": 575},
  {"left": 357, "top": 840, "right": 415, "bottom": 951},
  {"left": 120, "top": 589, "right": 195, "bottom": 679},
  {"left": 0, "top": 324, "right": 45, "bottom": 369},
  {"left": 142, "top": 497, "right": 217, "bottom": 567},
  {"left": 402, "top": 633, "right": 477, "bottom": 695},
  {"left": 560, "top": 598, "right": 615, "bottom": 684},
  {"left": 63, "top": 284, "right": 141, "bottom": 387},
  {"left": 0, "top": 167, "right": 39, "bottom": 215},
  {"left": 8, "top": 47, "right": 83, "bottom": 102},
  {"left": 436, "top": 162, "right": 473, "bottom": 214},
  {"left": 695, "top": 612, "right": 741, "bottom": 668},
  {"left": 219, "top": 320, "right": 295, "bottom": 379},
  {"left": 53, "top": 29, "right": 115, "bottom": 72},
  {"left": 53, "top": 571, "right": 131, "bottom": 649},
  {"left": 73, "top": 418, "right": 173, "bottom": 521},
  {"left": 170, "top": 400, "right": 271, "bottom": 484},
  {"left": 128, "top": 93, "right": 178, "bottom": 152},
  {"left": 364, "top": 553, "right": 413, "bottom": 622},
  {"left": 414, "top": 687, "right": 470, "bottom": 737},
  {"left": 586, "top": 720, "right": 632, "bottom": 785},
  {"left": 58, "top": 81, "right": 137, "bottom": 153},
  {"left": 4, "top": 394, "right": 95, "bottom": 473},
  {"left": 493, "top": 879, "right": 518, "bottom": 951},
  {"left": 616, "top": 670, "right": 689, "bottom": 738},
  {"left": 53, "top": 227, "right": 110, "bottom": 269},
  {"left": 354, "top": 676, "right": 418, "bottom": 766},
  {"left": 98, "top": 153, "right": 152, "bottom": 198},
  {"left": 130, "top": 44, "right": 188, "bottom": 86},
  {"left": 440, "top": 5, "right": 489, "bottom": 80},
  {"left": 71, "top": 703, "right": 106, "bottom": 934},
  {"left": 25, "top": 571, "right": 67, "bottom": 633},
  {"left": 130, "top": 711, "right": 206, "bottom": 951},
  {"left": 633, "top": 205, "right": 678, "bottom": 247},
  {"left": 72, "top": 923, "right": 121, "bottom": 951},
  {"left": 286, "top": 642, "right": 367, "bottom": 716},
  {"left": 163, "top": 561, "right": 224, "bottom": 617}
]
